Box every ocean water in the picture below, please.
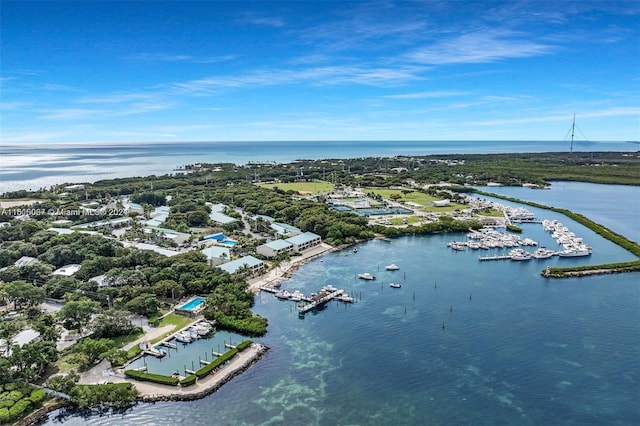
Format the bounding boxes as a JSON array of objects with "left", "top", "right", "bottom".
[
  {"left": 1, "top": 140, "right": 636, "bottom": 194},
  {"left": 45, "top": 185, "right": 640, "bottom": 425}
]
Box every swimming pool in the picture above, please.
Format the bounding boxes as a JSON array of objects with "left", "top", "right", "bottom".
[
  {"left": 219, "top": 239, "right": 237, "bottom": 246},
  {"left": 177, "top": 296, "right": 206, "bottom": 311}
]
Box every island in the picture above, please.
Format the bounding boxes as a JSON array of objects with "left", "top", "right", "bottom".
[{"left": 1, "top": 151, "right": 638, "bottom": 423}]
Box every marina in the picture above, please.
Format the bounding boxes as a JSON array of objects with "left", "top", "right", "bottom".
[{"left": 261, "top": 284, "right": 355, "bottom": 315}]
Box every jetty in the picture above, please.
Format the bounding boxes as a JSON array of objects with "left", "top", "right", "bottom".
[
  {"left": 478, "top": 255, "right": 512, "bottom": 261},
  {"left": 297, "top": 287, "right": 351, "bottom": 314}
]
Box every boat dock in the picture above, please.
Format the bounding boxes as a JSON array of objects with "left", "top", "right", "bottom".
[
  {"left": 297, "top": 288, "right": 349, "bottom": 314},
  {"left": 478, "top": 255, "right": 512, "bottom": 261}
]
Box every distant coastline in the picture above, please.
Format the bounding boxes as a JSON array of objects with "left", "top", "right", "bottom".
[{"left": 2, "top": 140, "right": 637, "bottom": 194}]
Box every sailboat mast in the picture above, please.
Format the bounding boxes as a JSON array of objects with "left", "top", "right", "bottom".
[{"left": 570, "top": 114, "right": 576, "bottom": 153}]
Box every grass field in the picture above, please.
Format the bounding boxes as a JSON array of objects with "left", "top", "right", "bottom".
[
  {"left": 366, "top": 188, "right": 467, "bottom": 212},
  {"left": 258, "top": 180, "right": 333, "bottom": 194}
]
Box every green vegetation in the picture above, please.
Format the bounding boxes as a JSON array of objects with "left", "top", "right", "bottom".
[
  {"left": 195, "top": 348, "right": 238, "bottom": 378},
  {"left": 0, "top": 151, "right": 637, "bottom": 411},
  {"left": 70, "top": 382, "right": 138, "bottom": 409},
  {"left": 124, "top": 370, "right": 179, "bottom": 386},
  {"left": 371, "top": 217, "right": 483, "bottom": 238},
  {"left": 0, "top": 383, "right": 48, "bottom": 424},
  {"left": 235, "top": 340, "right": 253, "bottom": 351},
  {"left": 179, "top": 375, "right": 197, "bottom": 387},
  {"left": 366, "top": 188, "right": 467, "bottom": 212},
  {"left": 506, "top": 224, "right": 523, "bottom": 233}
]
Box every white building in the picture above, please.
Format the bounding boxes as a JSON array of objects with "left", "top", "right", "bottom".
[
  {"left": 51, "top": 264, "right": 82, "bottom": 277},
  {"left": 202, "top": 246, "right": 231, "bottom": 267},
  {"left": 270, "top": 222, "right": 301, "bottom": 238},
  {"left": 1, "top": 329, "right": 41, "bottom": 358},
  {"left": 217, "top": 255, "right": 265, "bottom": 277},
  {"left": 208, "top": 203, "right": 237, "bottom": 224},
  {"left": 14, "top": 256, "right": 38, "bottom": 267},
  {"left": 285, "top": 232, "right": 322, "bottom": 253},
  {"left": 143, "top": 226, "right": 190, "bottom": 244},
  {"left": 431, "top": 199, "right": 450, "bottom": 207},
  {"left": 256, "top": 239, "right": 294, "bottom": 258}
]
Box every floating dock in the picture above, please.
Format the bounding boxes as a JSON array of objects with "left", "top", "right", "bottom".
[
  {"left": 478, "top": 255, "right": 512, "bottom": 261},
  {"left": 297, "top": 289, "right": 349, "bottom": 314}
]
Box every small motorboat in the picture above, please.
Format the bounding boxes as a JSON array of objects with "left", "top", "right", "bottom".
[
  {"left": 389, "top": 283, "right": 402, "bottom": 288},
  {"left": 385, "top": 264, "right": 400, "bottom": 271},
  {"left": 358, "top": 273, "right": 376, "bottom": 280}
]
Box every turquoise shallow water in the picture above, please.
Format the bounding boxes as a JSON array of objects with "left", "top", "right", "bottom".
[{"left": 47, "top": 202, "right": 640, "bottom": 425}]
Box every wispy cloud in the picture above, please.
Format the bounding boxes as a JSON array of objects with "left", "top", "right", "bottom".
[
  {"left": 472, "top": 107, "right": 640, "bottom": 126},
  {"left": 238, "top": 11, "right": 285, "bottom": 28},
  {"left": 169, "top": 64, "right": 425, "bottom": 94},
  {"left": 127, "top": 53, "right": 235, "bottom": 64},
  {"left": 38, "top": 108, "right": 104, "bottom": 120},
  {"left": 406, "top": 29, "right": 556, "bottom": 65},
  {"left": 384, "top": 91, "right": 471, "bottom": 99}
]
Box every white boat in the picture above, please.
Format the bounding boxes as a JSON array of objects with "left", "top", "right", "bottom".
[
  {"left": 509, "top": 249, "right": 532, "bottom": 261},
  {"left": 289, "top": 290, "right": 304, "bottom": 302},
  {"left": 558, "top": 248, "right": 591, "bottom": 257},
  {"left": 187, "top": 330, "right": 200, "bottom": 340},
  {"left": 358, "top": 273, "right": 376, "bottom": 280},
  {"left": 174, "top": 331, "right": 192, "bottom": 344},
  {"left": 385, "top": 264, "right": 400, "bottom": 270},
  {"left": 532, "top": 248, "right": 555, "bottom": 259},
  {"left": 193, "top": 323, "right": 213, "bottom": 336},
  {"left": 389, "top": 283, "right": 402, "bottom": 288},
  {"left": 275, "top": 290, "right": 291, "bottom": 300}
]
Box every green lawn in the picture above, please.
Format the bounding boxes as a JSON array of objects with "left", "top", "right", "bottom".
[
  {"left": 477, "top": 208, "right": 505, "bottom": 218},
  {"left": 367, "top": 188, "right": 467, "bottom": 212},
  {"left": 258, "top": 180, "right": 333, "bottom": 194},
  {"left": 111, "top": 329, "right": 145, "bottom": 348},
  {"left": 149, "top": 313, "right": 193, "bottom": 344},
  {"left": 389, "top": 216, "right": 423, "bottom": 225}
]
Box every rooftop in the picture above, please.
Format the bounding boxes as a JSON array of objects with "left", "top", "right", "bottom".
[
  {"left": 286, "top": 232, "right": 321, "bottom": 245},
  {"left": 217, "top": 256, "right": 263, "bottom": 274},
  {"left": 52, "top": 264, "right": 82, "bottom": 276}
]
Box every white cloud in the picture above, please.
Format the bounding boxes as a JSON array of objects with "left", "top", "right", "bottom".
[{"left": 406, "top": 29, "right": 556, "bottom": 65}]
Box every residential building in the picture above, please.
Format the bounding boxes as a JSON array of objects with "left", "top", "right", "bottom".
[
  {"left": 285, "top": 232, "right": 322, "bottom": 253},
  {"left": 256, "top": 239, "right": 294, "bottom": 258},
  {"left": 202, "top": 246, "right": 231, "bottom": 267},
  {"left": 217, "top": 255, "right": 265, "bottom": 277}
]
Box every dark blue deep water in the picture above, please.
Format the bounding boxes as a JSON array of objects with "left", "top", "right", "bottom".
[{"left": 46, "top": 182, "right": 639, "bottom": 425}]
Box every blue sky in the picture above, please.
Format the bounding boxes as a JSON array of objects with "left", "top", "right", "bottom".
[{"left": 1, "top": 1, "right": 639, "bottom": 143}]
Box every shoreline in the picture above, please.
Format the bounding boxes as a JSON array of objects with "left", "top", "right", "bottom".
[{"left": 135, "top": 343, "right": 269, "bottom": 402}]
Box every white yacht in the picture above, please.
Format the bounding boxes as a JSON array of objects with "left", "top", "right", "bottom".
[
  {"left": 174, "top": 331, "right": 192, "bottom": 344},
  {"left": 389, "top": 283, "right": 402, "bottom": 288},
  {"left": 509, "top": 249, "right": 532, "bottom": 261},
  {"left": 385, "top": 264, "right": 400, "bottom": 270},
  {"left": 193, "top": 322, "right": 213, "bottom": 336},
  {"left": 275, "top": 290, "right": 291, "bottom": 300},
  {"left": 289, "top": 290, "right": 304, "bottom": 302},
  {"left": 558, "top": 248, "right": 591, "bottom": 257},
  {"left": 531, "top": 248, "right": 555, "bottom": 259}
]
